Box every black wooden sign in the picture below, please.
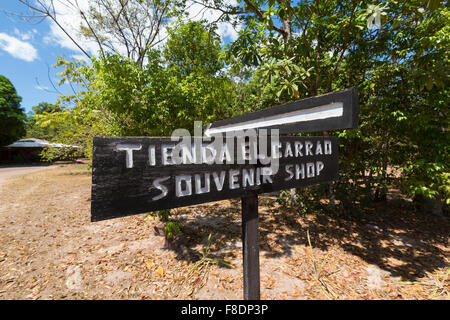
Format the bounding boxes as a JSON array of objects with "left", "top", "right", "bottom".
[
  {"left": 91, "top": 88, "right": 359, "bottom": 301},
  {"left": 91, "top": 136, "right": 338, "bottom": 221}
]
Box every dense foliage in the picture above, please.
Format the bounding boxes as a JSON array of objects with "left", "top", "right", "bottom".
[
  {"left": 25, "top": 102, "right": 62, "bottom": 141},
  {"left": 34, "top": 1, "right": 449, "bottom": 211},
  {"left": 35, "top": 21, "right": 236, "bottom": 159},
  {"left": 217, "top": 0, "right": 449, "bottom": 209},
  {"left": 0, "top": 75, "right": 26, "bottom": 146}
]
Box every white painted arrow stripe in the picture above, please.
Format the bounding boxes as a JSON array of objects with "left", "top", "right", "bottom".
[{"left": 204, "top": 102, "right": 344, "bottom": 136}]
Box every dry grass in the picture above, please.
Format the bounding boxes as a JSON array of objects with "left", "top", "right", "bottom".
[{"left": 0, "top": 164, "right": 448, "bottom": 300}]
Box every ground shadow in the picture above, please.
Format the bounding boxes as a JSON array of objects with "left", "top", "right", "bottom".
[
  {"left": 306, "top": 199, "right": 449, "bottom": 281},
  {"left": 168, "top": 194, "right": 448, "bottom": 281}
]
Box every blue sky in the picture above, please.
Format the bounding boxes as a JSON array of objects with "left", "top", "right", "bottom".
[
  {"left": 0, "top": 1, "right": 81, "bottom": 114},
  {"left": 0, "top": 1, "right": 240, "bottom": 114}
]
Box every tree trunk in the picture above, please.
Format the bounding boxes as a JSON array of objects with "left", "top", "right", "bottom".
[
  {"left": 375, "top": 132, "right": 389, "bottom": 201},
  {"left": 280, "top": 0, "right": 293, "bottom": 42}
]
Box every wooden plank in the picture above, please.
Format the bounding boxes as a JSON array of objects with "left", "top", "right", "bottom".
[
  {"left": 91, "top": 136, "right": 338, "bottom": 221},
  {"left": 204, "top": 87, "right": 358, "bottom": 135},
  {"left": 242, "top": 192, "right": 260, "bottom": 300}
]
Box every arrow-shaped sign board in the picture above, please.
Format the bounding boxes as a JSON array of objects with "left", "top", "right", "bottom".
[{"left": 205, "top": 87, "right": 358, "bottom": 135}]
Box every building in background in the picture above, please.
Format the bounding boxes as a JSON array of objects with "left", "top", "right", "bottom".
[{"left": 0, "top": 138, "right": 79, "bottom": 163}]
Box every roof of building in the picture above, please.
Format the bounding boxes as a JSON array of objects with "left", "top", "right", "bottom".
[{"left": 4, "top": 138, "right": 78, "bottom": 148}]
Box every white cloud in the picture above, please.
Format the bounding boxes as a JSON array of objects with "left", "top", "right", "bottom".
[
  {"left": 217, "top": 22, "right": 240, "bottom": 42},
  {"left": 14, "top": 28, "right": 38, "bottom": 41},
  {"left": 42, "top": 0, "right": 100, "bottom": 55},
  {"left": 41, "top": 0, "right": 241, "bottom": 60},
  {"left": 184, "top": 0, "right": 241, "bottom": 43},
  {"left": 71, "top": 53, "right": 90, "bottom": 62},
  {"left": 35, "top": 85, "right": 49, "bottom": 91},
  {"left": 0, "top": 33, "right": 38, "bottom": 62}
]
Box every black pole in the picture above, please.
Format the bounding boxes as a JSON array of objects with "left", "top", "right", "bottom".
[{"left": 241, "top": 192, "right": 260, "bottom": 300}]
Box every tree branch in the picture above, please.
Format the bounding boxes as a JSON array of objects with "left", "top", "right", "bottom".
[
  {"left": 18, "top": 0, "right": 91, "bottom": 60},
  {"left": 326, "top": 0, "right": 359, "bottom": 91}
]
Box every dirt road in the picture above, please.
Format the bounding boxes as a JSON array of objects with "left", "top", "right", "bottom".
[{"left": 0, "top": 164, "right": 59, "bottom": 184}]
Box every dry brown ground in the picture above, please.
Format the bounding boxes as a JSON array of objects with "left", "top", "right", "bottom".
[
  {"left": 0, "top": 164, "right": 448, "bottom": 300},
  {"left": 0, "top": 164, "right": 58, "bottom": 183}
]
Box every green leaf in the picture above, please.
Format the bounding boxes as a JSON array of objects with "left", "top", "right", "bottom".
[
  {"left": 426, "top": 78, "right": 433, "bottom": 91},
  {"left": 427, "top": 0, "right": 442, "bottom": 10}
]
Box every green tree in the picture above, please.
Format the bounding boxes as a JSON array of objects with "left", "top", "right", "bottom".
[
  {"left": 32, "top": 101, "right": 61, "bottom": 115},
  {"left": 212, "top": 0, "right": 449, "bottom": 209},
  {"left": 161, "top": 21, "right": 235, "bottom": 130},
  {"left": 0, "top": 75, "right": 26, "bottom": 146},
  {"left": 18, "top": 0, "right": 183, "bottom": 67},
  {"left": 25, "top": 102, "right": 62, "bottom": 141},
  {"left": 164, "top": 21, "right": 223, "bottom": 76},
  {"left": 34, "top": 21, "right": 236, "bottom": 158}
]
